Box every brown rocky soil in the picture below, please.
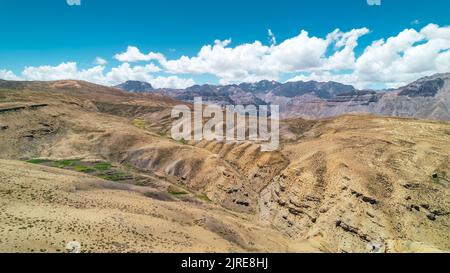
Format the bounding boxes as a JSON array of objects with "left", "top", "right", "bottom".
[{"left": 0, "top": 80, "right": 449, "bottom": 253}]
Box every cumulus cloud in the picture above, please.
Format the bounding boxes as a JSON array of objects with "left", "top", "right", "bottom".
[
  {"left": 151, "top": 76, "right": 195, "bottom": 89},
  {"left": 284, "top": 24, "right": 450, "bottom": 88},
  {"left": 15, "top": 62, "right": 193, "bottom": 89},
  {"left": 349, "top": 24, "right": 450, "bottom": 87},
  {"left": 105, "top": 63, "right": 161, "bottom": 84},
  {"left": 93, "top": 57, "right": 108, "bottom": 65},
  {"left": 112, "top": 23, "right": 449, "bottom": 88},
  {"left": 114, "top": 46, "right": 166, "bottom": 63},
  {"left": 104, "top": 63, "right": 193, "bottom": 88},
  {"left": 22, "top": 62, "right": 93, "bottom": 81},
  {"left": 3, "top": 23, "right": 450, "bottom": 90},
  {"left": 66, "top": 0, "right": 81, "bottom": 6},
  {"left": 130, "top": 28, "right": 369, "bottom": 84},
  {"left": 325, "top": 27, "right": 370, "bottom": 70},
  {"left": 161, "top": 39, "right": 277, "bottom": 84},
  {"left": 0, "top": 69, "right": 21, "bottom": 80}
]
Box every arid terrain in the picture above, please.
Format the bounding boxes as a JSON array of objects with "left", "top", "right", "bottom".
[{"left": 0, "top": 80, "right": 449, "bottom": 253}]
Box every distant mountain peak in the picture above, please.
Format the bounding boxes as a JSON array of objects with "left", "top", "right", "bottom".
[
  {"left": 238, "top": 80, "right": 282, "bottom": 93},
  {"left": 270, "top": 80, "right": 356, "bottom": 99},
  {"left": 115, "top": 80, "right": 154, "bottom": 93},
  {"left": 397, "top": 73, "right": 449, "bottom": 97}
]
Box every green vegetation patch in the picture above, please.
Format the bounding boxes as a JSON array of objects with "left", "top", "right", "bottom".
[
  {"left": 196, "top": 194, "right": 212, "bottom": 202},
  {"left": 99, "top": 172, "right": 128, "bottom": 182},
  {"left": 73, "top": 165, "right": 96, "bottom": 173},
  {"left": 24, "top": 159, "right": 134, "bottom": 183},
  {"left": 26, "top": 159, "right": 50, "bottom": 164},
  {"left": 169, "top": 190, "right": 189, "bottom": 196},
  {"left": 94, "top": 162, "right": 112, "bottom": 171},
  {"left": 132, "top": 118, "right": 146, "bottom": 129},
  {"left": 51, "top": 159, "right": 80, "bottom": 168}
]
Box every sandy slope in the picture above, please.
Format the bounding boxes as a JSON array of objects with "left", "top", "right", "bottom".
[{"left": 0, "top": 160, "right": 319, "bottom": 253}]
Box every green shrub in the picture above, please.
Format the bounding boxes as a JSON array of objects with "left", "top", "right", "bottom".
[
  {"left": 197, "top": 194, "right": 212, "bottom": 202},
  {"left": 26, "top": 159, "right": 49, "bottom": 164},
  {"left": 51, "top": 160, "right": 79, "bottom": 168},
  {"left": 94, "top": 162, "right": 112, "bottom": 171},
  {"left": 169, "top": 190, "right": 188, "bottom": 196},
  {"left": 99, "top": 172, "right": 127, "bottom": 181},
  {"left": 74, "top": 165, "right": 96, "bottom": 173}
]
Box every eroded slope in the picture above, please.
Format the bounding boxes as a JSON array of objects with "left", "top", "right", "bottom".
[{"left": 1, "top": 81, "right": 449, "bottom": 253}]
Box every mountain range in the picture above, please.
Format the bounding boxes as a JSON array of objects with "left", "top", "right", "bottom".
[{"left": 115, "top": 73, "right": 450, "bottom": 120}]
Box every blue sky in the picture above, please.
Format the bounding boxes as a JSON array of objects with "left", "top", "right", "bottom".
[{"left": 0, "top": 0, "right": 449, "bottom": 89}]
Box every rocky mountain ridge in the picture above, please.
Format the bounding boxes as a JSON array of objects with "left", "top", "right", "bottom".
[
  {"left": 114, "top": 73, "right": 450, "bottom": 120},
  {"left": 115, "top": 80, "right": 154, "bottom": 93}
]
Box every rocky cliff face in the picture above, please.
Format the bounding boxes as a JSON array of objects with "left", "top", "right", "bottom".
[{"left": 262, "top": 74, "right": 450, "bottom": 120}]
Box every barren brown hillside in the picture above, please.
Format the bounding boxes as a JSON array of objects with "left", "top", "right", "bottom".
[{"left": 0, "top": 80, "right": 449, "bottom": 253}]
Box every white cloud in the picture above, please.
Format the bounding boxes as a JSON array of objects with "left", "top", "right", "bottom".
[
  {"left": 268, "top": 29, "right": 277, "bottom": 46},
  {"left": 130, "top": 28, "right": 369, "bottom": 84},
  {"left": 350, "top": 24, "right": 450, "bottom": 87},
  {"left": 112, "top": 23, "right": 448, "bottom": 88},
  {"left": 22, "top": 62, "right": 88, "bottom": 81},
  {"left": 66, "top": 0, "right": 81, "bottom": 6},
  {"left": 283, "top": 24, "right": 450, "bottom": 88},
  {"left": 105, "top": 63, "right": 161, "bottom": 84},
  {"left": 325, "top": 27, "right": 370, "bottom": 70},
  {"left": 262, "top": 30, "right": 329, "bottom": 74},
  {"left": 151, "top": 76, "right": 195, "bottom": 89},
  {"left": 161, "top": 39, "right": 277, "bottom": 84},
  {"left": 105, "top": 63, "right": 193, "bottom": 88},
  {"left": 16, "top": 62, "right": 194, "bottom": 89},
  {"left": 93, "top": 57, "right": 108, "bottom": 65},
  {"left": 114, "top": 46, "right": 166, "bottom": 63},
  {"left": 3, "top": 23, "right": 450, "bottom": 90},
  {"left": 0, "top": 69, "right": 20, "bottom": 81},
  {"left": 22, "top": 62, "right": 110, "bottom": 84},
  {"left": 78, "top": 65, "right": 108, "bottom": 84}
]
